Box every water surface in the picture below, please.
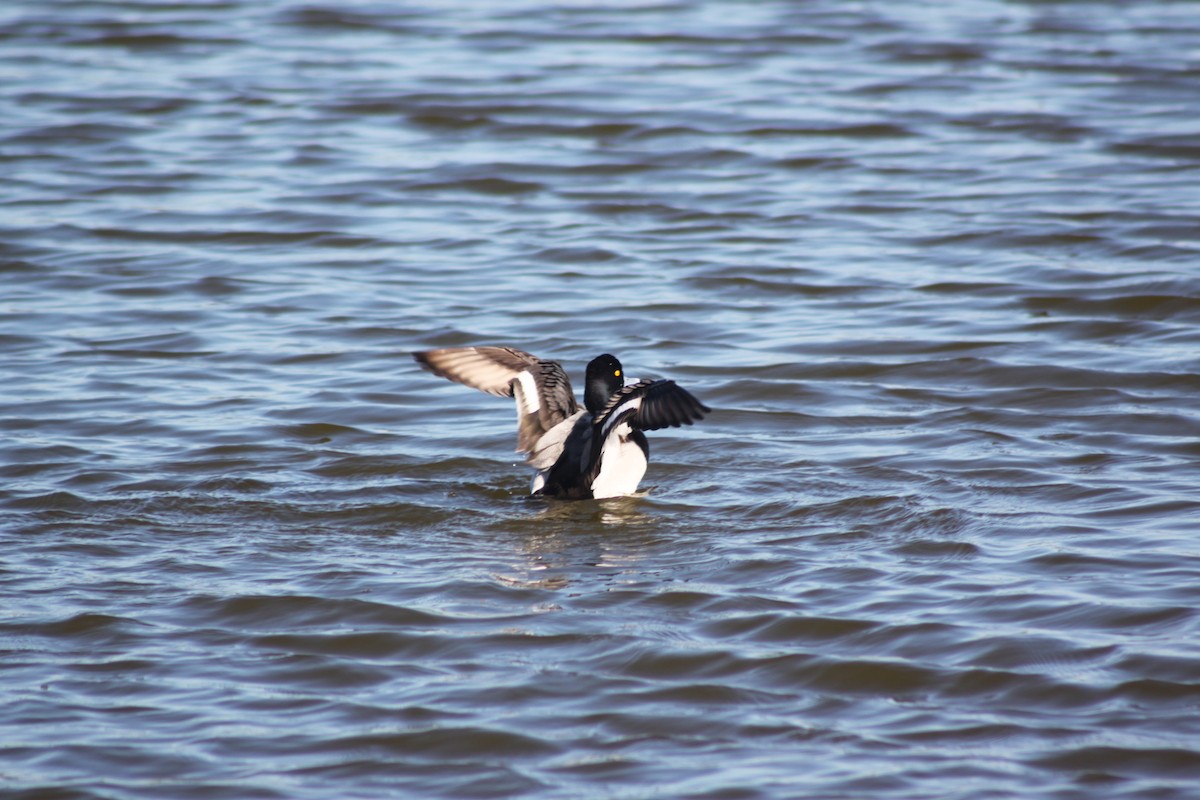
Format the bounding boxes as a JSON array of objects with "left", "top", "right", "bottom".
[{"left": 3, "top": 1, "right": 1200, "bottom": 798}]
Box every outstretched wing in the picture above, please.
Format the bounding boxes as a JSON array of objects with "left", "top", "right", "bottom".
[
  {"left": 412, "top": 346, "right": 579, "bottom": 455},
  {"left": 413, "top": 346, "right": 538, "bottom": 397},
  {"left": 593, "top": 378, "right": 710, "bottom": 441}
]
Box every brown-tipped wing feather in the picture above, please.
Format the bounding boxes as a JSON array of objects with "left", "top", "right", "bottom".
[
  {"left": 412, "top": 346, "right": 579, "bottom": 455},
  {"left": 412, "top": 346, "right": 538, "bottom": 397}
]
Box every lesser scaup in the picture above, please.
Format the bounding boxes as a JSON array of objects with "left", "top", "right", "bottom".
[{"left": 413, "top": 346, "right": 709, "bottom": 499}]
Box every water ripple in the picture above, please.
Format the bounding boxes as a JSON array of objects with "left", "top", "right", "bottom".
[{"left": 4, "top": 1, "right": 1200, "bottom": 798}]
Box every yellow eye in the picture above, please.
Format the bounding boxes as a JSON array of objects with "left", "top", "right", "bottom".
[{"left": 614, "top": 369, "right": 621, "bottom": 377}]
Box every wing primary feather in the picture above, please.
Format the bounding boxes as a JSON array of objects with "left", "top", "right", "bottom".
[
  {"left": 414, "top": 346, "right": 579, "bottom": 455},
  {"left": 594, "top": 378, "right": 709, "bottom": 433},
  {"left": 413, "top": 346, "right": 540, "bottom": 397}
]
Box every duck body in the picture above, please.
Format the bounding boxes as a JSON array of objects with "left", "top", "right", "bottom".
[
  {"left": 412, "top": 346, "right": 708, "bottom": 499},
  {"left": 531, "top": 409, "right": 649, "bottom": 499}
]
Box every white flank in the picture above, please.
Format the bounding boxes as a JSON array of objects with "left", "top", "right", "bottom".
[{"left": 591, "top": 422, "right": 647, "bottom": 499}]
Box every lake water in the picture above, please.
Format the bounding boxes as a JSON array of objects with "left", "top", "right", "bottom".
[{"left": 3, "top": 1, "right": 1200, "bottom": 798}]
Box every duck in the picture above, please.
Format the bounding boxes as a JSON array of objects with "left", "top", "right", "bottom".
[{"left": 412, "top": 346, "right": 709, "bottom": 499}]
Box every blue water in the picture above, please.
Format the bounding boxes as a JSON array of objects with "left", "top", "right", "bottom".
[{"left": 3, "top": 1, "right": 1200, "bottom": 798}]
